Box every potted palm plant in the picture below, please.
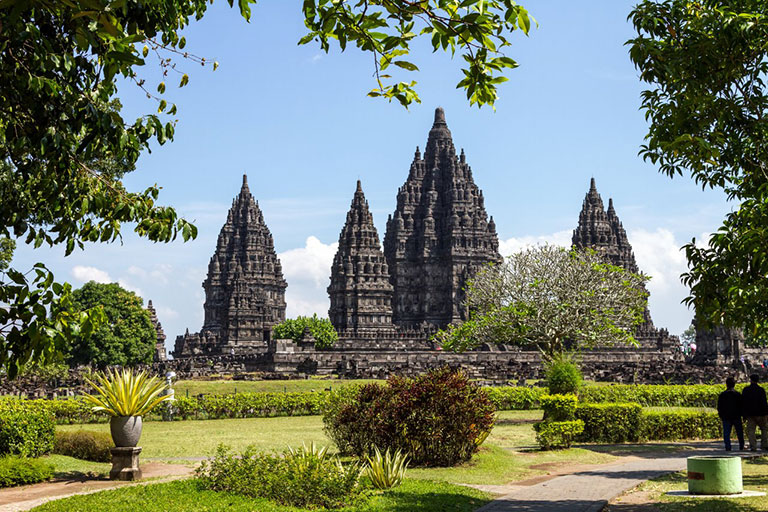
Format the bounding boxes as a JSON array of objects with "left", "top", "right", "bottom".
[{"left": 83, "top": 368, "right": 172, "bottom": 447}]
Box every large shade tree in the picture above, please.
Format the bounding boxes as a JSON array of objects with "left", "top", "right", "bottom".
[
  {"left": 628, "top": 0, "right": 768, "bottom": 338},
  {"left": 435, "top": 245, "right": 649, "bottom": 357},
  {"left": 68, "top": 282, "right": 156, "bottom": 368},
  {"left": 0, "top": 0, "right": 533, "bottom": 377}
]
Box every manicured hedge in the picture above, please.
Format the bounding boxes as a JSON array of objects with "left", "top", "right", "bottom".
[
  {"left": 0, "top": 383, "right": 751, "bottom": 426},
  {"left": 640, "top": 409, "right": 722, "bottom": 441},
  {"left": 54, "top": 430, "right": 112, "bottom": 462},
  {"left": 579, "top": 384, "right": 732, "bottom": 408},
  {"left": 0, "top": 456, "right": 54, "bottom": 488},
  {"left": 0, "top": 402, "right": 55, "bottom": 457},
  {"left": 575, "top": 403, "right": 643, "bottom": 443},
  {"left": 534, "top": 420, "right": 584, "bottom": 450},
  {"left": 173, "top": 392, "right": 328, "bottom": 420},
  {"left": 485, "top": 386, "right": 545, "bottom": 410}
]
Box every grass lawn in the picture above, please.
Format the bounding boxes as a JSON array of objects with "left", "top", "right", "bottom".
[
  {"left": 58, "top": 415, "right": 330, "bottom": 459},
  {"left": 173, "top": 378, "right": 383, "bottom": 396},
  {"left": 28, "top": 477, "right": 492, "bottom": 512},
  {"left": 56, "top": 410, "right": 618, "bottom": 485},
  {"left": 621, "top": 457, "right": 768, "bottom": 511}
]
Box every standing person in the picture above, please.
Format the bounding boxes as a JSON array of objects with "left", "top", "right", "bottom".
[
  {"left": 717, "top": 377, "right": 744, "bottom": 451},
  {"left": 741, "top": 374, "right": 768, "bottom": 451}
]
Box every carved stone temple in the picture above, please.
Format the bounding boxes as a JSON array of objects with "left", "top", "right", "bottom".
[
  {"left": 327, "top": 181, "right": 395, "bottom": 336},
  {"left": 173, "top": 175, "right": 286, "bottom": 356},
  {"left": 571, "top": 178, "right": 675, "bottom": 350},
  {"left": 383, "top": 107, "right": 502, "bottom": 330}
]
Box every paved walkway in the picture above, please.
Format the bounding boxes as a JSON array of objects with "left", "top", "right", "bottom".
[
  {"left": 0, "top": 462, "right": 195, "bottom": 512},
  {"left": 475, "top": 443, "right": 754, "bottom": 512}
]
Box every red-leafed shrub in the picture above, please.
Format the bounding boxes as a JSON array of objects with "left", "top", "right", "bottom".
[{"left": 323, "top": 367, "right": 495, "bottom": 467}]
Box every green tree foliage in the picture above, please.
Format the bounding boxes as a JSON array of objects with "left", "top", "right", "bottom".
[
  {"left": 0, "top": 0, "right": 531, "bottom": 376},
  {"left": 273, "top": 315, "right": 338, "bottom": 349},
  {"left": 434, "top": 245, "right": 649, "bottom": 357},
  {"left": 68, "top": 282, "right": 156, "bottom": 368},
  {"left": 301, "top": 0, "right": 535, "bottom": 107},
  {"left": 0, "top": 238, "right": 13, "bottom": 272},
  {"left": 628, "top": 1, "right": 768, "bottom": 338}
]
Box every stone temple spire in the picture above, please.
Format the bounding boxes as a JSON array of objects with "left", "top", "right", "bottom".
[
  {"left": 571, "top": 179, "right": 666, "bottom": 348},
  {"left": 146, "top": 300, "right": 167, "bottom": 361},
  {"left": 384, "top": 107, "right": 502, "bottom": 330},
  {"left": 175, "top": 174, "right": 287, "bottom": 356},
  {"left": 572, "top": 178, "right": 623, "bottom": 268},
  {"left": 328, "top": 181, "right": 394, "bottom": 334}
]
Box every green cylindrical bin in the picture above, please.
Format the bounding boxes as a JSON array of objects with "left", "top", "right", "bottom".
[{"left": 687, "top": 456, "right": 742, "bottom": 495}]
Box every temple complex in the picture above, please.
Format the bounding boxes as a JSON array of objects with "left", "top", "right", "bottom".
[
  {"left": 173, "top": 175, "right": 286, "bottom": 357},
  {"left": 571, "top": 178, "right": 675, "bottom": 349},
  {"left": 169, "top": 109, "right": 718, "bottom": 379},
  {"left": 327, "top": 181, "right": 395, "bottom": 336},
  {"left": 383, "top": 107, "right": 502, "bottom": 330}
]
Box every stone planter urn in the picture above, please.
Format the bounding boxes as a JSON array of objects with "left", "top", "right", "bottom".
[{"left": 110, "top": 416, "right": 143, "bottom": 447}]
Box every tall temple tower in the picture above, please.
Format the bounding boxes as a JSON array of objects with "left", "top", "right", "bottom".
[
  {"left": 571, "top": 178, "right": 673, "bottom": 349},
  {"left": 173, "top": 174, "right": 287, "bottom": 356},
  {"left": 146, "top": 300, "right": 167, "bottom": 361},
  {"left": 328, "top": 181, "right": 394, "bottom": 335},
  {"left": 383, "top": 107, "right": 502, "bottom": 330}
]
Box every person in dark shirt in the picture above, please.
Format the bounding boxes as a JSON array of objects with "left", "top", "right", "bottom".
[
  {"left": 741, "top": 373, "right": 768, "bottom": 451},
  {"left": 717, "top": 377, "right": 744, "bottom": 451}
]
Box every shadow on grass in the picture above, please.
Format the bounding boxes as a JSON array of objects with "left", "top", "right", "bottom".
[
  {"left": 52, "top": 470, "right": 109, "bottom": 482},
  {"left": 375, "top": 490, "right": 490, "bottom": 512}
]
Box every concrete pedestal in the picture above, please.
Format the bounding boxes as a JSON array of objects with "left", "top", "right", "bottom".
[
  {"left": 687, "top": 456, "right": 742, "bottom": 495},
  {"left": 110, "top": 446, "right": 142, "bottom": 481}
]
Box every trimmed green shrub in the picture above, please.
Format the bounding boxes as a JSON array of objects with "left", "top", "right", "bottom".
[
  {"left": 323, "top": 367, "right": 495, "bottom": 466},
  {"left": 545, "top": 354, "right": 583, "bottom": 395},
  {"left": 579, "top": 384, "right": 728, "bottom": 408},
  {"left": 0, "top": 402, "right": 55, "bottom": 457},
  {"left": 533, "top": 420, "right": 585, "bottom": 450},
  {"left": 575, "top": 403, "right": 642, "bottom": 443},
  {"left": 640, "top": 409, "right": 721, "bottom": 441},
  {"left": 0, "top": 456, "right": 55, "bottom": 488},
  {"left": 196, "top": 445, "right": 364, "bottom": 509},
  {"left": 485, "top": 386, "right": 545, "bottom": 410},
  {"left": 53, "top": 430, "right": 112, "bottom": 462},
  {"left": 540, "top": 394, "right": 578, "bottom": 421}
]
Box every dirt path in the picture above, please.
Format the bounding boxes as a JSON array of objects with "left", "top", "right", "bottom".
[{"left": 0, "top": 462, "right": 195, "bottom": 512}]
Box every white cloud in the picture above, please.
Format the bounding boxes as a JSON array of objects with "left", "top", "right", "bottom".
[
  {"left": 628, "top": 228, "right": 693, "bottom": 335},
  {"left": 498, "top": 230, "right": 572, "bottom": 257},
  {"left": 279, "top": 236, "right": 338, "bottom": 318},
  {"left": 71, "top": 265, "right": 112, "bottom": 283}
]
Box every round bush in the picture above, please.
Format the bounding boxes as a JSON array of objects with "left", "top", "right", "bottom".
[
  {"left": 545, "top": 355, "right": 583, "bottom": 395},
  {"left": 54, "top": 430, "right": 112, "bottom": 462},
  {"left": 323, "top": 367, "right": 495, "bottom": 467}
]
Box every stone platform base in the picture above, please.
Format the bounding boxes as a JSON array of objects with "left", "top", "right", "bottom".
[{"left": 110, "top": 446, "right": 142, "bottom": 481}]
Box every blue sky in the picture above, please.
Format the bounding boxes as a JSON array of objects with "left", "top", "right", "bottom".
[{"left": 14, "top": 1, "right": 731, "bottom": 352}]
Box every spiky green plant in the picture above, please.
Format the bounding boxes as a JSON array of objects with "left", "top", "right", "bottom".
[
  {"left": 82, "top": 368, "right": 171, "bottom": 417},
  {"left": 287, "top": 442, "right": 328, "bottom": 461},
  {"left": 365, "top": 446, "right": 409, "bottom": 489}
]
